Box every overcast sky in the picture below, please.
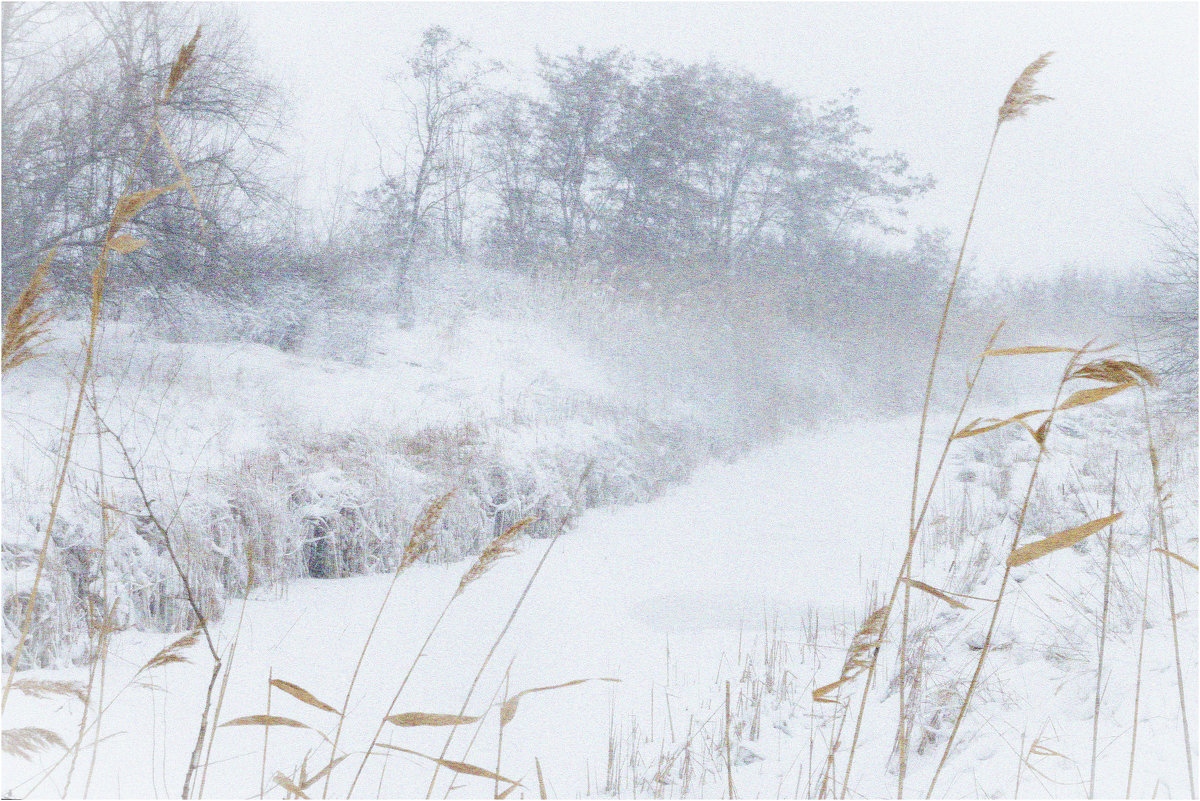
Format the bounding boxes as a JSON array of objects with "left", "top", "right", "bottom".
[{"left": 239, "top": 2, "right": 1198, "bottom": 280}]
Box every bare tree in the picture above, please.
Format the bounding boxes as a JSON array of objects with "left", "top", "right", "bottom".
[
  {"left": 1143, "top": 191, "right": 1198, "bottom": 397},
  {"left": 365, "top": 25, "right": 492, "bottom": 328},
  {"left": 2, "top": 2, "right": 286, "bottom": 305}
]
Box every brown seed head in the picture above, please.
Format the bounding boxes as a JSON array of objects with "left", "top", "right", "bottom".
[
  {"left": 401, "top": 491, "right": 454, "bottom": 570},
  {"left": 998, "top": 51, "right": 1054, "bottom": 125},
  {"left": 164, "top": 25, "right": 202, "bottom": 101},
  {"left": 456, "top": 518, "right": 531, "bottom": 596}
]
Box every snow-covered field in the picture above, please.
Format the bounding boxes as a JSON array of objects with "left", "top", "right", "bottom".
[{"left": 2, "top": 280, "right": 1196, "bottom": 799}]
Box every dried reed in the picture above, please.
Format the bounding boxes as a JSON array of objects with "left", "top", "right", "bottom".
[
  {"left": 1135, "top": 364, "right": 1195, "bottom": 797},
  {"left": 837, "top": 52, "right": 1054, "bottom": 799},
  {"left": 322, "top": 491, "right": 454, "bottom": 797},
  {"left": 1, "top": 250, "right": 55, "bottom": 373}
]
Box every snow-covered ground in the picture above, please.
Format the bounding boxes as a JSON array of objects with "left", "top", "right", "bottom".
[
  {"left": 2, "top": 410, "right": 926, "bottom": 798},
  {"left": 3, "top": 283, "right": 1196, "bottom": 799}
]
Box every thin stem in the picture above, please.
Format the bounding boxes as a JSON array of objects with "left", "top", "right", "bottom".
[
  {"left": 345, "top": 591, "right": 456, "bottom": 798},
  {"left": 1126, "top": 536, "right": 1153, "bottom": 798},
  {"left": 726, "top": 680, "right": 735, "bottom": 800},
  {"left": 840, "top": 319, "right": 1003, "bottom": 795},
  {"left": 323, "top": 547, "right": 427, "bottom": 798},
  {"left": 261, "top": 667, "right": 272, "bottom": 800},
  {"left": 1136, "top": 375, "right": 1195, "bottom": 797},
  {"left": 926, "top": 348, "right": 1081, "bottom": 797},
  {"left": 424, "top": 529, "right": 566, "bottom": 799},
  {"left": 64, "top": 396, "right": 110, "bottom": 798},
  {"left": 495, "top": 671, "right": 510, "bottom": 799},
  {"left": 2, "top": 248, "right": 109, "bottom": 708},
  {"left": 1089, "top": 453, "right": 1118, "bottom": 798}
]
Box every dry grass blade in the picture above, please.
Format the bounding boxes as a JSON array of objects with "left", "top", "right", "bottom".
[
  {"left": 270, "top": 679, "right": 341, "bottom": 715},
  {"left": 1154, "top": 547, "right": 1199, "bottom": 571},
  {"left": 1058, "top": 382, "right": 1136, "bottom": 411},
  {"left": 298, "top": 754, "right": 347, "bottom": 790},
  {"left": 105, "top": 183, "right": 183, "bottom": 241},
  {"left": 1029, "top": 740, "right": 1068, "bottom": 760},
  {"left": 499, "top": 677, "right": 621, "bottom": 727},
  {"left": 164, "top": 25, "right": 202, "bottom": 101},
  {"left": 984, "top": 345, "right": 1076, "bottom": 357},
  {"left": 8, "top": 678, "right": 89, "bottom": 704},
  {"left": 153, "top": 119, "right": 205, "bottom": 238},
  {"left": 1007, "top": 512, "right": 1123, "bottom": 567},
  {"left": 374, "top": 743, "right": 523, "bottom": 787},
  {"left": 456, "top": 518, "right": 532, "bottom": 596},
  {"left": 900, "top": 578, "right": 971, "bottom": 610},
  {"left": 998, "top": 51, "right": 1054, "bottom": 124},
  {"left": 219, "top": 714, "right": 311, "bottom": 730},
  {"left": 812, "top": 607, "right": 886, "bottom": 702},
  {"left": 1071, "top": 359, "right": 1158, "bottom": 387},
  {"left": 536, "top": 757, "right": 548, "bottom": 799},
  {"left": 386, "top": 712, "right": 482, "bottom": 727},
  {"left": 403, "top": 490, "right": 455, "bottom": 570},
  {"left": 106, "top": 234, "right": 148, "bottom": 255},
  {"left": 137, "top": 630, "right": 199, "bottom": 673},
  {"left": 952, "top": 409, "right": 1048, "bottom": 440},
  {"left": 2, "top": 250, "right": 56, "bottom": 373},
  {"left": 2, "top": 727, "right": 67, "bottom": 759},
  {"left": 273, "top": 771, "right": 309, "bottom": 799}
]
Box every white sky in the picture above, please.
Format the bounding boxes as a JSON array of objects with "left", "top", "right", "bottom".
[{"left": 237, "top": 1, "right": 1198, "bottom": 279}]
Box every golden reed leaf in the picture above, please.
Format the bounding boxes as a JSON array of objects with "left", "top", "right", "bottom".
[
  {"left": 952, "top": 409, "right": 1048, "bottom": 440},
  {"left": 1007, "top": 512, "right": 1123, "bottom": 567},
  {"left": 298, "top": 754, "right": 348, "bottom": 791},
  {"left": 373, "top": 743, "right": 523, "bottom": 787},
  {"left": 273, "top": 772, "right": 309, "bottom": 799},
  {"left": 219, "top": 714, "right": 310, "bottom": 729},
  {"left": 106, "top": 234, "right": 147, "bottom": 254},
  {"left": 499, "top": 677, "right": 620, "bottom": 727},
  {"left": 386, "top": 712, "right": 482, "bottom": 727},
  {"left": 1154, "top": 547, "right": 1198, "bottom": 571},
  {"left": 984, "top": 345, "right": 1077, "bottom": 357},
  {"left": 1071, "top": 359, "right": 1158, "bottom": 388},
  {"left": 1058, "top": 382, "right": 1136, "bottom": 411},
  {"left": 269, "top": 679, "right": 341, "bottom": 715},
  {"left": 901, "top": 578, "right": 971, "bottom": 610}
]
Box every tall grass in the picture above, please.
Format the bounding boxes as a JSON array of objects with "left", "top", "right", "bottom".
[
  {"left": 839, "top": 53, "right": 1055, "bottom": 797},
  {"left": 2, "top": 26, "right": 201, "bottom": 706}
]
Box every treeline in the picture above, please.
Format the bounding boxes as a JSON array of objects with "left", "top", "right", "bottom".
[
  {"left": 3, "top": 6, "right": 1194, "bottom": 389},
  {"left": 3, "top": 8, "right": 945, "bottom": 317},
  {"left": 352, "top": 27, "right": 946, "bottom": 328},
  {"left": 1, "top": 3, "right": 290, "bottom": 305}
]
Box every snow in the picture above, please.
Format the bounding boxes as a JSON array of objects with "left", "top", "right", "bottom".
[
  {"left": 2, "top": 412, "right": 928, "bottom": 799},
  {"left": 3, "top": 287, "right": 1196, "bottom": 799}
]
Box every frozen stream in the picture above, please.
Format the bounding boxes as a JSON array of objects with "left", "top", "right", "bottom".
[{"left": 5, "top": 413, "right": 944, "bottom": 799}]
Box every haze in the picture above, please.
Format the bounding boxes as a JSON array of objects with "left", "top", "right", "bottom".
[{"left": 240, "top": 1, "right": 1198, "bottom": 279}]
